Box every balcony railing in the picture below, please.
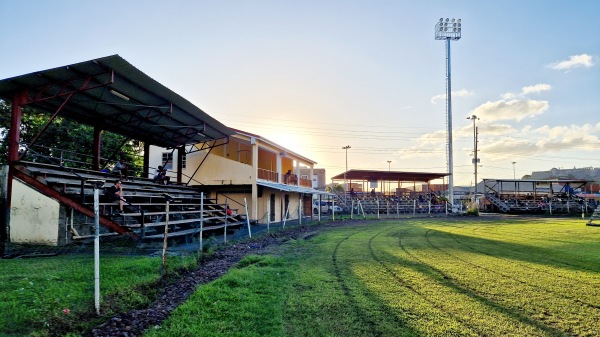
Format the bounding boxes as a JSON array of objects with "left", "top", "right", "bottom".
[
  {"left": 258, "top": 168, "right": 278, "bottom": 182},
  {"left": 299, "top": 178, "right": 312, "bottom": 187}
]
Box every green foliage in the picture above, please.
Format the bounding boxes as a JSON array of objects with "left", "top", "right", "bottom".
[
  {"left": 0, "top": 100, "right": 143, "bottom": 169},
  {"left": 465, "top": 202, "right": 480, "bottom": 216},
  {"left": 326, "top": 183, "right": 344, "bottom": 193}
]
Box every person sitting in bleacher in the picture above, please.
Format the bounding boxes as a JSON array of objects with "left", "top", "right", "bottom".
[
  {"left": 153, "top": 165, "right": 170, "bottom": 185},
  {"left": 103, "top": 180, "right": 125, "bottom": 214},
  {"left": 112, "top": 157, "right": 129, "bottom": 181}
]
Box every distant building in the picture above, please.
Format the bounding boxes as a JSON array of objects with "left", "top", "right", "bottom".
[
  {"left": 299, "top": 167, "right": 326, "bottom": 191},
  {"left": 529, "top": 167, "right": 600, "bottom": 181}
]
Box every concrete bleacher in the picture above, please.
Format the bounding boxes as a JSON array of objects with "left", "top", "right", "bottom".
[
  {"left": 485, "top": 192, "right": 588, "bottom": 215},
  {"left": 335, "top": 190, "right": 449, "bottom": 216},
  {"left": 17, "top": 161, "right": 247, "bottom": 242}
]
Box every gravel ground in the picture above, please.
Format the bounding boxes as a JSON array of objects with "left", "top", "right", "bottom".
[{"left": 88, "top": 220, "right": 358, "bottom": 337}]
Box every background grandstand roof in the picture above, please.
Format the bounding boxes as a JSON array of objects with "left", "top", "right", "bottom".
[
  {"left": 331, "top": 169, "right": 448, "bottom": 182},
  {"left": 0, "top": 55, "right": 233, "bottom": 148}
]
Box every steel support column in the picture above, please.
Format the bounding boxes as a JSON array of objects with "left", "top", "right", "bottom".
[
  {"left": 93, "top": 127, "right": 103, "bottom": 170},
  {"left": 3, "top": 91, "right": 27, "bottom": 255},
  {"left": 177, "top": 146, "right": 184, "bottom": 184},
  {"left": 143, "top": 142, "right": 150, "bottom": 179}
]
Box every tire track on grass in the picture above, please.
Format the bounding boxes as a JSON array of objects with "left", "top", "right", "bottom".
[
  {"left": 396, "top": 226, "right": 566, "bottom": 337},
  {"left": 421, "top": 228, "right": 599, "bottom": 335},
  {"left": 441, "top": 222, "right": 600, "bottom": 289},
  {"left": 331, "top": 225, "right": 386, "bottom": 337},
  {"left": 367, "top": 225, "right": 485, "bottom": 336},
  {"left": 469, "top": 223, "right": 600, "bottom": 275},
  {"left": 438, "top": 224, "right": 600, "bottom": 303}
]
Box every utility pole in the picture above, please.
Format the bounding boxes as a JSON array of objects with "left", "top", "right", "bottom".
[
  {"left": 467, "top": 115, "right": 479, "bottom": 201},
  {"left": 342, "top": 145, "right": 351, "bottom": 200},
  {"left": 512, "top": 161, "right": 517, "bottom": 179}
]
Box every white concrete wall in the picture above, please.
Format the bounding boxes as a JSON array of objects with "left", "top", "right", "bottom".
[{"left": 10, "top": 179, "right": 60, "bottom": 245}]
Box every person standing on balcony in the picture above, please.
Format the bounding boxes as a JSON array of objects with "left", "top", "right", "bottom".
[{"left": 284, "top": 170, "right": 292, "bottom": 184}]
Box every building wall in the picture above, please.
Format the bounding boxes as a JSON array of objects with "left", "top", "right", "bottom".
[
  {"left": 187, "top": 151, "right": 254, "bottom": 185},
  {"left": 299, "top": 167, "right": 326, "bottom": 191},
  {"left": 10, "top": 179, "right": 60, "bottom": 245},
  {"left": 150, "top": 132, "right": 315, "bottom": 224},
  {"left": 255, "top": 189, "right": 301, "bottom": 223}
]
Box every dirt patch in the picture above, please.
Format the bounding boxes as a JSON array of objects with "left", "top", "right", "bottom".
[{"left": 86, "top": 219, "right": 366, "bottom": 337}]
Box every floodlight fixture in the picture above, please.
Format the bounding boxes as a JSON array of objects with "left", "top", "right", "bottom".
[
  {"left": 109, "top": 89, "right": 130, "bottom": 101},
  {"left": 435, "top": 17, "right": 462, "bottom": 40}
]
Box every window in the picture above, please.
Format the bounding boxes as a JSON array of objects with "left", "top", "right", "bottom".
[{"left": 161, "top": 152, "right": 173, "bottom": 170}]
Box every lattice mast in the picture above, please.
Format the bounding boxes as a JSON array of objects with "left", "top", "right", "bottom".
[{"left": 435, "top": 18, "right": 462, "bottom": 209}]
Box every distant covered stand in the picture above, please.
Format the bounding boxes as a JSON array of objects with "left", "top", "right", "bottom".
[
  {"left": 331, "top": 169, "right": 449, "bottom": 198},
  {"left": 482, "top": 178, "right": 590, "bottom": 214}
]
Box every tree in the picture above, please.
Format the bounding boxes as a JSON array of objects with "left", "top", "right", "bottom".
[{"left": 0, "top": 100, "right": 143, "bottom": 172}]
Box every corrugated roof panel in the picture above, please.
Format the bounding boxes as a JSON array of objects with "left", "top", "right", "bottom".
[{"left": 0, "top": 55, "right": 233, "bottom": 148}]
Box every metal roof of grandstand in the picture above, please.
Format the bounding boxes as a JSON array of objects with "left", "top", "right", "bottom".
[
  {"left": 257, "top": 180, "right": 330, "bottom": 195},
  {"left": 331, "top": 169, "right": 448, "bottom": 182},
  {"left": 483, "top": 178, "right": 589, "bottom": 184},
  {"left": 0, "top": 55, "right": 233, "bottom": 148}
]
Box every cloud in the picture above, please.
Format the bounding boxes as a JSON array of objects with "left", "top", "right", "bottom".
[
  {"left": 461, "top": 123, "right": 516, "bottom": 137},
  {"left": 430, "top": 89, "right": 473, "bottom": 104},
  {"left": 501, "top": 83, "right": 551, "bottom": 99},
  {"left": 521, "top": 84, "right": 551, "bottom": 95},
  {"left": 478, "top": 123, "right": 600, "bottom": 161},
  {"left": 501, "top": 92, "right": 516, "bottom": 100},
  {"left": 471, "top": 99, "right": 549, "bottom": 122},
  {"left": 396, "top": 130, "right": 446, "bottom": 158},
  {"left": 548, "top": 54, "right": 594, "bottom": 70}
]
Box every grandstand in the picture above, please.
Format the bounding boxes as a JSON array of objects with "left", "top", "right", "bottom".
[
  {"left": 0, "top": 55, "right": 246, "bottom": 250},
  {"left": 12, "top": 160, "right": 246, "bottom": 244},
  {"left": 0, "top": 55, "right": 327, "bottom": 252},
  {"left": 482, "top": 178, "right": 592, "bottom": 215},
  {"left": 330, "top": 169, "right": 451, "bottom": 215}
]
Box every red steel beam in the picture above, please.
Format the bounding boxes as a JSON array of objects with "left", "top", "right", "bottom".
[
  {"left": 12, "top": 168, "right": 137, "bottom": 238},
  {"left": 26, "top": 71, "right": 114, "bottom": 104}
]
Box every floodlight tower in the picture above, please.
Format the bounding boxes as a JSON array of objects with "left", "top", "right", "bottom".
[{"left": 435, "top": 17, "right": 462, "bottom": 210}]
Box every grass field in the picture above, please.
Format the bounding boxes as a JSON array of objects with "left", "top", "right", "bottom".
[
  {"left": 0, "top": 252, "right": 196, "bottom": 337},
  {"left": 147, "top": 217, "right": 600, "bottom": 337},
  {"left": 2, "top": 216, "right": 599, "bottom": 336}
]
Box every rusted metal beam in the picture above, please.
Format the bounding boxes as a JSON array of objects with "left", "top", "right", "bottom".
[
  {"left": 12, "top": 167, "right": 137, "bottom": 238},
  {"left": 92, "top": 127, "right": 103, "bottom": 170},
  {"left": 27, "top": 71, "right": 113, "bottom": 104}
]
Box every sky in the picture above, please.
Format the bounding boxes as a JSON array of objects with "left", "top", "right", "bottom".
[{"left": 1, "top": 0, "right": 598, "bottom": 186}]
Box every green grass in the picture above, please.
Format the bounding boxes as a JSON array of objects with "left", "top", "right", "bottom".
[
  {"left": 2, "top": 217, "right": 600, "bottom": 336},
  {"left": 0, "top": 252, "right": 196, "bottom": 336},
  {"left": 146, "top": 217, "right": 600, "bottom": 337}
]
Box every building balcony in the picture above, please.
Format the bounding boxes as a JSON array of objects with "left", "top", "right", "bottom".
[{"left": 258, "top": 168, "right": 278, "bottom": 182}]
